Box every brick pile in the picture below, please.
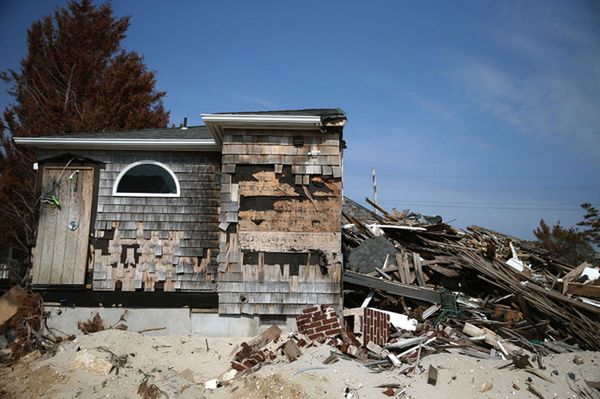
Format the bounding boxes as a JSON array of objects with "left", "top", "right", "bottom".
[
  {"left": 363, "top": 308, "right": 390, "bottom": 346},
  {"left": 296, "top": 304, "right": 342, "bottom": 342},
  {"left": 230, "top": 329, "right": 309, "bottom": 372},
  {"left": 231, "top": 342, "right": 278, "bottom": 372}
]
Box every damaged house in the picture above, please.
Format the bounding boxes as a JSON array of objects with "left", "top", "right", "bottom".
[{"left": 14, "top": 109, "right": 346, "bottom": 334}]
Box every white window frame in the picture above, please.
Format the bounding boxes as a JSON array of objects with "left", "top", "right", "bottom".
[{"left": 112, "top": 160, "right": 181, "bottom": 197}]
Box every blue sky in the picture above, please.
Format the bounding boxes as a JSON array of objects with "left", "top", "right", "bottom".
[{"left": 1, "top": 0, "right": 599, "bottom": 239}]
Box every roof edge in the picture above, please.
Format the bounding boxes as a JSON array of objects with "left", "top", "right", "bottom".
[
  {"left": 200, "top": 112, "right": 346, "bottom": 145},
  {"left": 14, "top": 137, "right": 220, "bottom": 152}
]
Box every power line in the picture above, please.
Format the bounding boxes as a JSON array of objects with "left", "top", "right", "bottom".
[
  {"left": 350, "top": 174, "right": 600, "bottom": 179},
  {"left": 376, "top": 184, "right": 599, "bottom": 191},
  {"left": 378, "top": 201, "right": 582, "bottom": 211},
  {"left": 379, "top": 199, "right": 587, "bottom": 206}
]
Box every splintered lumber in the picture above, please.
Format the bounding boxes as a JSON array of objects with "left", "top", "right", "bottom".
[
  {"left": 344, "top": 270, "right": 446, "bottom": 304},
  {"left": 522, "top": 281, "right": 600, "bottom": 315},
  {"left": 422, "top": 304, "right": 441, "bottom": 319},
  {"left": 248, "top": 325, "right": 282, "bottom": 349},
  {"left": 562, "top": 262, "right": 590, "bottom": 295},
  {"left": 343, "top": 198, "right": 600, "bottom": 351},
  {"left": 412, "top": 253, "right": 427, "bottom": 287},
  {"left": 366, "top": 197, "right": 399, "bottom": 221},
  {"left": 395, "top": 253, "right": 408, "bottom": 284},
  {"left": 565, "top": 283, "right": 600, "bottom": 298},
  {"left": 462, "top": 322, "right": 522, "bottom": 355},
  {"left": 384, "top": 336, "right": 428, "bottom": 350}
]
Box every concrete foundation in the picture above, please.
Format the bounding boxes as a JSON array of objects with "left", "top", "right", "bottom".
[{"left": 45, "top": 305, "right": 297, "bottom": 337}]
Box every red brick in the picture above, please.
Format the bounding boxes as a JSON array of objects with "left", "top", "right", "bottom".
[
  {"left": 312, "top": 314, "right": 327, "bottom": 322},
  {"left": 254, "top": 352, "right": 266, "bottom": 362},
  {"left": 325, "top": 328, "right": 341, "bottom": 336},
  {"left": 242, "top": 359, "right": 256, "bottom": 368},
  {"left": 296, "top": 314, "right": 310, "bottom": 322},
  {"left": 303, "top": 307, "right": 319, "bottom": 314},
  {"left": 322, "top": 317, "right": 339, "bottom": 325},
  {"left": 308, "top": 332, "right": 325, "bottom": 341},
  {"left": 297, "top": 339, "right": 306, "bottom": 347},
  {"left": 231, "top": 361, "right": 247, "bottom": 371},
  {"left": 304, "top": 321, "right": 323, "bottom": 329},
  {"left": 252, "top": 356, "right": 261, "bottom": 365},
  {"left": 315, "top": 325, "right": 331, "bottom": 333},
  {"left": 296, "top": 320, "right": 309, "bottom": 329}
]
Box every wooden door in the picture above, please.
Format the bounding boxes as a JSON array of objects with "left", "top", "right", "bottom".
[{"left": 31, "top": 166, "right": 95, "bottom": 285}]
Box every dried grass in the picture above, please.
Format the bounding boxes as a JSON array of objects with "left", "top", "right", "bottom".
[{"left": 77, "top": 313, "right": 105, "bottom": 334}]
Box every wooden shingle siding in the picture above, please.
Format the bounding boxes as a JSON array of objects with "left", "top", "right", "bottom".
[
  {"left": 217, "top": 129, "right": 343, "bottom": 315},
  {"left": 38, "top": 149, "right": 221, "bottom": 292}
]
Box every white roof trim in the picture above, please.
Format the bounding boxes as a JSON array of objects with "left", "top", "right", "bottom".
[
  {"left": 13, "top": 137, "right": 219, "bottom": 151},
  {"left": 201, "top": 113, "right": 322, "bottom": 125},
  {"left": 201, "top": 113, "right": 322, "bottom": 145}
]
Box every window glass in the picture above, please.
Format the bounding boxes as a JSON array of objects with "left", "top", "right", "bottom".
[{"left": 116, "top": 163, "right": 177, "bottom": 194}]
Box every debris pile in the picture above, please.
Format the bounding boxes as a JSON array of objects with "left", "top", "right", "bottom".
[
  {"left": 0, "top": 285, "right": 66, "bottom": 361},
  {"left": 340, "top": 197, "right": 600, "bottom": 360},
  {"left": 215, "top": 198, "right": 600, "bottom": 392}
]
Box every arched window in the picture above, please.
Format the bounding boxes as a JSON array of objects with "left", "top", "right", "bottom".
[{"left": 113, "top": 161, "right": 180, "bottom": 197}]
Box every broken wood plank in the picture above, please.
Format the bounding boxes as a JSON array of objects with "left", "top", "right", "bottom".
[
  {"left": 422, "top": 304, "right": 441, "bottom": 319},
  {"left": 384, "top": 336, "right": 428, "bottom": 350},
  {"left": 412, "top": 252, "right": 426, "bottom": 287},
  {"left": 462, "top": 322, "right": 523, "bottom": 355},
  {"left": 395, "top": 253, "right": 408, "bottom": 284},
  {"left": 375, "top": 267, "right": 393, "bottom": 280},
  {"left": 248, "top": 325, "right": 282, "bottom": 349},
  {"left": 562, "top": 262, "right": 590, "bottom": 295},
  {"left": 565, "top": 282, "right": 600, "bottom": 298},
  {"left": 427, "top": 365, "right": 438, "bottom": 386},
  {"left": 344, "top": 270, "right": 446, "bottom": 304},
  {"left": 361, "top": 289, "right": 375, "bottom": 308}
]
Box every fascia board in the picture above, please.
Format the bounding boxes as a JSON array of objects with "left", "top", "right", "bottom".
[
  {"left": 200, "top": 113, "right": 323, "bottom": 145},
  {"left": 13, "top": 137, "right": 220, "bottom": 151},
  {"left": 200, "top": 114, "right": 322, "bottom": 126}
]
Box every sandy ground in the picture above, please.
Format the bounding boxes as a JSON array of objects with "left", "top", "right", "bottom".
[{"left": 0, "top": 329, "right": 599, "bottom": 399}]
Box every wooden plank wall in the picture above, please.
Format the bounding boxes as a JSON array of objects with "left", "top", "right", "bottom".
[
  {"left": 38, "top": 150, "right": 221, "bottom": 292},
  {"left": 217, "top": 129, "right": 343, "bottom": 315},
  {"left": 31, "top": 166, "right": 94, "bottom": 285}
]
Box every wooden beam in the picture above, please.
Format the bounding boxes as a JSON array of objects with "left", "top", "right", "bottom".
[
  {"left": 565, "top": 282, "right": 600, "bottom": 298},
  {"left": 343, "top": 270, "right": 446, "bottom": 304}
]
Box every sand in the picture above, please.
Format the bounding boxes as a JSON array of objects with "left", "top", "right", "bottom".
[{"left": 1, "top": 329, "right": 599, "bottom": 398}]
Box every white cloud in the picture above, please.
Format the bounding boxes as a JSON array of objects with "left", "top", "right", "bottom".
[
  {"left": 405, "top": 91, "right": 456, "bottom": 121},
  {"left": 454, "top": 7, "right": 600, "bottom": 158}
]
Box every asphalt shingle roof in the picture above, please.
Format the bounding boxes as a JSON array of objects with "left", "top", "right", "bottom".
[{"left": 26, "top": 126, "right": 212, "bottom": 140}]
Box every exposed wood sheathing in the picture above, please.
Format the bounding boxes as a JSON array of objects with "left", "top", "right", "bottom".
[
  {"left": 218, "top": 130, "right": 343, "bottom": 315},
  {"left": 37, "top": 150, "right": 221, "bottom": 292}
]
